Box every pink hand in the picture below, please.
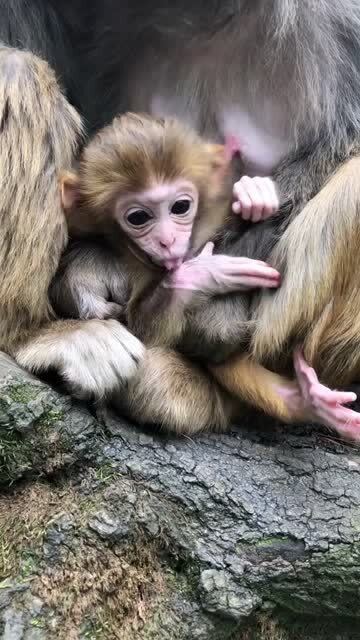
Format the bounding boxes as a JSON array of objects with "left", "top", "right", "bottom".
[
  {"left": 163, "top": 242, "right": 280, "bottom": 295},
  {"left": 294, "top": 350, "right": 360, "bottom": 440},
  {"left": 232, "top": 176, "right": 279, "bottom": 222}
]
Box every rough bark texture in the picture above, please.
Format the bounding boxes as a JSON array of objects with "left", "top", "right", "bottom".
[{"left": 1, "top": 353, "right": 360, "bottom": 639}]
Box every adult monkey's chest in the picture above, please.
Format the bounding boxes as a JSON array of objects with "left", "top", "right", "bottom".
[{"left": 127, "top": 41, "right": 293, "bottom": 177}]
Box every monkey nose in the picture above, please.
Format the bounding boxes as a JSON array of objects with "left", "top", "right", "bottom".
[{"left": 159, "top": 236, "right": 175, "bottom": 250}]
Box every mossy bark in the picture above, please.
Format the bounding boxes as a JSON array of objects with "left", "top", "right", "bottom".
[{"left": 1, "top": 353, "right": 360, "bottom": 639}]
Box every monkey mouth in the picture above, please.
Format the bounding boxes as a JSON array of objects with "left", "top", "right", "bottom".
[
  {"left": 151, "top": 254, "right": 185, "bottom": 271},
  {"left": 163, "top": 257, "right": 184, "bottom": 271},
  {"left": 151, "top": 256, "right": 184, "bottom": 271}
]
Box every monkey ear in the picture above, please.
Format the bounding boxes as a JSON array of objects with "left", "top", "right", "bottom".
[{"left": 60, "top": 171, "right": 80, "bottom": 212}]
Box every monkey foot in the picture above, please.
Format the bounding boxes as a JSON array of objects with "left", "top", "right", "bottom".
[{"left": 294, "top": 350, "right": 360, "bottom": 440}]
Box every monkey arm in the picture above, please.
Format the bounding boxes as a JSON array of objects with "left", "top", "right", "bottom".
[
  {"left": 127, "top": 249, "right": 280, "bottom": 348},
  {"left": 12, "top": 318, "right": 145, "bottom": 399},
  {"left": 50, "top": 240, "right": 129, "bottom": 321}
]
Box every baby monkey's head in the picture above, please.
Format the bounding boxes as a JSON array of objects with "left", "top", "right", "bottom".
[{"left": 61, "top": 113, "right": 233, "bottom": 270}]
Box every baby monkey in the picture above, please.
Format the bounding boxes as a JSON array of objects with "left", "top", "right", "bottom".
[{"left": 55, "top": 113, "right": 358, "bottom": 434}]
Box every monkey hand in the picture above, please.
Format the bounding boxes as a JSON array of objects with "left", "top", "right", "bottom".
[
  {"left": 164, "top": 242, "right": 280, "bottom": 295},
  {"left": 232, "top": 176, "right": 279, "bottom": 222},
  {"left": 15, "top": 319, "right": 145, "bottom": 400},
  {"left": 293, "top": 350, "right": 360, "bottom": 440}
]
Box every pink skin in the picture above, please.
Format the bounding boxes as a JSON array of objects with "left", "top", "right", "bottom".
[
  {"left": 223, "top": 134, "right": 280, "bottom": 223},
  {"left": 164, "top": 242, "right": 281, "bottom": 294},
  {"left": 116, "top": 181, "right": 281, "bottom": 295},
  {"left": 116, "top": 181, "right": 198, "bottom": 271},
  {"left": 232, "top": 175, "right": 280, "bottom": 222},
  {"left": 278, "top": 350, "right": 360, "bottom": 441}
]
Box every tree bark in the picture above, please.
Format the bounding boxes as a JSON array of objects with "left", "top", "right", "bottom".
[{"left": 0, "top": 353, "right": 360, "bottom": 639}]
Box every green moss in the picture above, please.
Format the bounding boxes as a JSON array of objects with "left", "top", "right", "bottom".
[
  {"left": 0, "top": 429, "right": 33, "bottom": 484},
  {"left": 94, "top": 463, "right": 117, "bottom": 485},
  {"left": 34, "top": 409, "right": 65, "bottom": 429},
  {"left": 166, "top": 563, "right": 199, "bottom": 599},
  {"left": 20, "top": 551, "right": 39, "bottom": 579},
  {"left": 82, "top": 620, "right": 109, "bottom": 639},
  {"left": 30, "top": 617, "right": 46, "bottom": 629},
  {"left": 255, "top": 536, "right": 293, "bottom": 548},
  {"left": 7, "top": 383, "right": 40, "bottom": 404}
]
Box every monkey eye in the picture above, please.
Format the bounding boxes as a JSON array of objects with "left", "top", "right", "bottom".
[
  {"left": 127, "top": 209, "right": 152, "bottom": 226},
  {"left": 171, "top": 199, "right": 191, "bottom": 215}
]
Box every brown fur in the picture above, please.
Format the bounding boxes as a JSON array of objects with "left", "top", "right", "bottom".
[
  {"left": 118, "top": 349, "right": 305, "bottom": 435},
  {"left": 56, "top": 113, "right": 307, "bottom": 432},
  {"left": 0, "top": 47, "right": 144, "bottom": 398},
  {"left": 251, "top": 156, "right": 360, "bottom": 385},
  {"left": 72, "top": 113, "right": 232, "bottom": 235},
  {"left": 0, "top": 47, "right": 80, "bottom": 351},
  {"left": 2, "top": 3, "right": 360, "bottom": 434}
]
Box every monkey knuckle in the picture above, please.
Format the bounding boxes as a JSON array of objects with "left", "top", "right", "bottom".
[
  {"left": 65, "top": 320, "right": 145, "bottom": 394},
  {"left": 241, "top": 176, "right": 252, "bottom": 186},
  {"left": 240, "top": 203, "right": 252, "bottom": 214},
  {"left": 99, "top": 321, "right": 146, "bottom": 368}
]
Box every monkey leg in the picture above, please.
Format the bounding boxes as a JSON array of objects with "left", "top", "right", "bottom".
[
  {"left": 210, "top": 354, "right": 308, "bottom": 423},
  {"left": 251, "top": 156, "right": 360, "bottom": 385},
  {"left": 0, "top": 48, "right": 144, "bottom": 396},
  {"left": 113, "top": 348, "right": 236, "bottom": 434},
  {"left": 293, "top": 350, "right": 360, "bottom": 440},
  {"left": 211, "top": 350, "right": 360, "bottom": 440}
]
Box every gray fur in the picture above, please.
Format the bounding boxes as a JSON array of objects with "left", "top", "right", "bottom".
[
  {"left": 85, "top": 2, "right": 360, "bottom": 366},
  {"left": 3, "top": 1, "right": 360, "bottom": 368},
  {"left": 50, "top": 239, "right": 128, "bottom": 320}
]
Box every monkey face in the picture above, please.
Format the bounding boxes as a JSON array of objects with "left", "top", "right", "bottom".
[{"left": 115, "top": 180, "right": 199, "bottom": 270}]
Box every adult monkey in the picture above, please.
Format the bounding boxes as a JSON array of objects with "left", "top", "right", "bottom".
[
  {"left": 0, "top": 2, "right": 145, "bottom": 398},
  {"left": 1, "top": 1, "right": 360, "bottom": 427},
  {"left": 80, "top": 1, "right": 360, "bottom": 431}
]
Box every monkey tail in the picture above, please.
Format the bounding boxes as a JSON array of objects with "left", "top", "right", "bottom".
[{"left": 251, "top": 156, "right": 360, "bottom": 379}]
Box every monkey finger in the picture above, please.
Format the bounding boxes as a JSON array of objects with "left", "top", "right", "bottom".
[
  {"left": 293, "top": 350, "right": 315, "bottom": 404},
  {"left": 238, "top": 176, "right": 265, "bottom": 222},
  {"left": 294, "top": 350, "right": 318, "bottom": 386},
  {"left": 254, "top": 177, "right": 279, "bottom": 220},
  {"left": 266, "top": 177, "right": 280, "bottom": 210},
  {"left": 311, "top": 387, "right": 357, "bottom": 407},
  {"left": 314, "top": 405, "right": 360, "bottom": 440},
  {"left": 254, "top": 177, "right": 279, "bottom": 217},
  {"left": 227, "top": 274, "right": 280, "bottom": 290},
  {"left": 233, "top": 182, "right": 253, "bottom": 219},
  {"left": 200, "top": 242, "right": 215, "bottom": 256},
  {"left": 229, "top": 263, "right": 281, "bottom": 279},
  {"left": 225, "top": 257, "right": 279, "bottom": 270}
]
